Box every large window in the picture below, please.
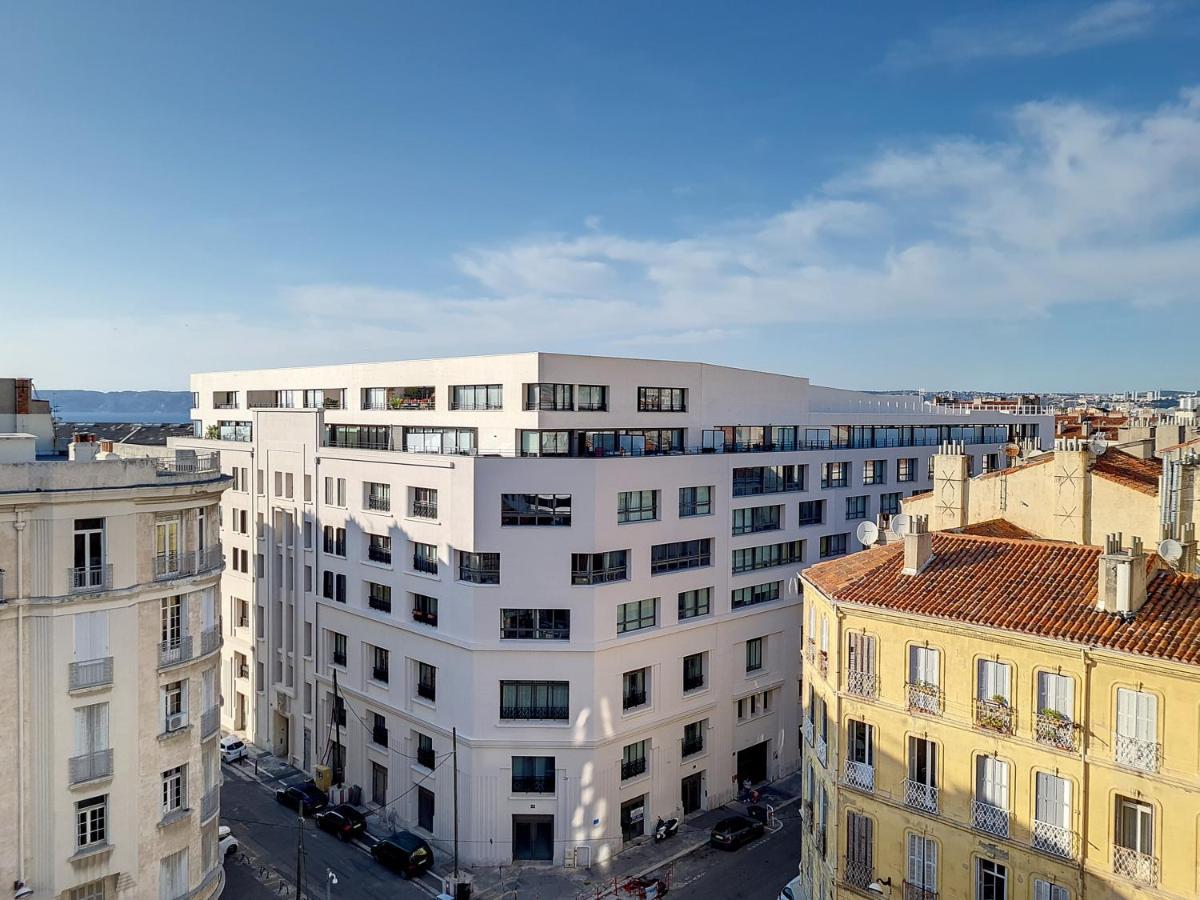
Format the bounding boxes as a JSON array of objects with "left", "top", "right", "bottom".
[
  {"left": 880, "top": 492, "right": 902, "bottom": 517},
  {"left": 637, "top": 386, "right": 687, "bottom": 412},
  {"left": 745, "top": 637, "right": 764, "bottom": 672},
  {"left": 819, "top": 533, "right": 849, "bottom": 558},
  {"left": 732, "top": 504, "right": 782, "bottom": 535},
  {"left": 412, "top": 593, "right": 438, "bottom": 627},
  {"left": 731, "top": 580, "right": 781, "bottom": 609},
  {"left": 404, "top": 426, "right": 476, "bottom": 454},
  {"left": 650, "top": 539, "right": 712, "bottom": 574},
  {"left": 1033, "top": 772, "right": 1073, "bottom": 858},
  {"left": 500, "top": 681, "right": 569, "bottom": 720},
  {"left": 323, "top": 424, "right": 391, "bottom": 450},
  {"left": 679, "top": 485, "right": 712, "bottom": 517},
  {"left": 821, "top": 462, "right": 849, "bottom": 489},
  {"left": 683, "top": 653, "right": 705, "bottom": 692},
  {"left": 863, "top": 460, "right": 887, "bottom": 485},
  {"left": 412, "top": 542, "right": 438, "bottom": 575},
  {"left": 731, "top": 540, "right": 803, "bottom": 574},
  {"left": 501, "top": 493, "right": 572, "bottom": 526},
  {"left": 975, "top": 859, "right": 1008, "bottom": 900},
  {"left": 525, "top": 383, "right": 573, "bottom": 410},
  {"left": 622, "top": 740, "right": 648, "bottom": 779},
  {"left": 512, "top": 756, "right": 556, "bottom": 793},
  {"left": 677, "top": 587, "right": 711, "bottom": 620},
  {"left": 161, "top": 765, "right": 187, "bottom": 817},
  {"left": 451, "top": 384, "right": 503, "bottom": 410},
  {"left": 906, "top": 833, "right": 938, "bottom": 897},
  {"left": 1115, "top": 688, "right": 1159, "bottom": 772},
  {"left": 323, "top": 525, "right": 347, "bottom": 556},
  {"left": 365, "top": 481, "right": 391, "bottom": 512},
  {"left": 618, "top": 490, "right": 659, "bottom": 523},
  {"left": 367, "top": 582, "right": 392, "bottom": 613},
  {"left": 416, "top": 661, "right": 435, "bottom": 700},
  {"left": 898, "top": 457, "right": 918, "bottom": 482},
  {"left": 732, "top": 465, "right": 805, "bottom": 497},
  {"left": 797, "top": 500, "right": 825, "bottom": 525},
  {"left": 76, "top": 795, "right": 107, "bottom": 849},
  {"left": 458, "top": 551, "right": 500, "bottom": 585},
  {"left": 518, "top": 430, "right": 571, "bottom": 457},
  {"left": 845, "top": 496, "right": 868, "bottom": 520},
  {"left": 571, "top": 550, "right": 628, "bottom": 584},
  {"left": 577, "top": 384, "right": 608, "bottom": 411},
  {"left": 411, "top": 487, "right": 438, "bottom": 519},
  {"left": 501, "top": 608, "right": 570, "bottom": 640},
  {"left": 622, "top": 669, "right": 649, "bottom": 710},
  {"left": 618, "top": 598, "right": 657, "bottom": 634},
  {"left": 367, "top": 533, "right": 391, "bottom": 564}
]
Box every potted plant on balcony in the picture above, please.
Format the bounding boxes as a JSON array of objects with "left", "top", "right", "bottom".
[
  {"left": 978, "top": 695, "right": 1012, "bottom": 731},
  {"left": 205, "top": 425, "right": 220, "bottom": 440}
]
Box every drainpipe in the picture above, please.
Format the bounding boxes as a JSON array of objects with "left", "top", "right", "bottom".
[
  {"left": 1078, "top": 646, "right": 1092, "bottom": 900},
  {"left": 14, "top": 513, "right": 26, "bottom": 887}
]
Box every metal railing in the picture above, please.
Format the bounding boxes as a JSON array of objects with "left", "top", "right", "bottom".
[
  {"left": 200, "top": 786, "right": 219, "bottom": 823},
  {"left": 843, "top": 760, "right": 874, "bottom": 792},
  {"left": 903, "top": 883, "right": 938, "bottom": 900},
  {"left": 411, "top": 500, "right": 438, "bottom": 519},
  {"left": 682, "top": 736, "right": 704, "bottom": 758},
  {"left": 500, "top": 705, "right": 569, "bottom": 721},
  {"left": 156, "top": 453, "right": 221, "bottom": 476},
  {"left": 200, "top": 706, "right": 220, "bottom": 739},
  {"left": 70, "top": 657, "right": 113, "bottom": 691},
  {"left": 366, "top": 494, "right": 391, "bottom": 512},
  {"left": 1035, "top": 712, "right": 1078, "bottom": 752},
  {"left": 621, "top": 757, "right": 647, "bottom": 780},
  {"left": 971, "top": 800, "right": 1009, "bottom": 838},
  {"left": 683, "top": 673, "right": 705, "bottom": 692},
  {"left": 511, "top": 774, "right": 554, "bottom": 793},
  {"left": 802, "top": 718, "right": 814, "bottom": 746},
  {"left": 815, "top": 734, "right": 828, "bottom": 767},
  {"left": 843, "top": 858, "right": 873, "bottom": 891},
  {"left": 158, "top": 635, "right": 193, "bottom": 668},
  {"left": 845, "top": 670, "right": 877, "bottom": 699},
  {"left": 818, "top": 651, "right": 828, "bottom": 678},
  {"left": 413, "top": 555, "right": 438, "bottom": 575},
  {"left": 372, "top": 726, "right": 389, "bottom": 747},
  {"left": 1032, "top": 820, "right": 1076, "bottom": 859},
  {"left": 571, "top": 564, "right": 627, "bottom": 585},
  {"left": 368, "top": 595, "right": 392, "bottom": 613},
  {"left": 622, "top": 689, "right": 647, "bottom": 710},
  {"left": 200, "top": 626, "right": 221, "bottom": 657},
  {"left": 373, "top": 666, "right": 392, "bottom": 684},
  {"left": 69, "top": 748, "right": 113, "bottom": 784},
  {"left": 903, "top": 779, "right": 939, "bottom": 815},
  {"left": 1113, "top": 845, "right": 1158, "bottom": 885},
  {"left": 153, "top": 547, "right": 224, "bottom": 581},
  {"left": 458, "top": 563, "right": 500, "bottom": 585},
  {"left": 416, "top": 680, "right": 434, "bottom": 700},
  {"left": 412, "top": 607, "right": 438, "bottom": 626},
  {"left": 367, "top": 545, "right": 392, "bottom": 564},
  {"left": 1114, "top": 734, "right": 1161, "bottom": 773},
  {"left": 906, "top": 681, "right": 944, "bottom": 716},
  {"left": 67, "top": 564, "right": 112, "bottom": 593},
  {"left": 974, "top": 698, "right": 1015, "bottom": 734},
  {"left": 417, "top": 747, "right": 437, "bottom": 769}
]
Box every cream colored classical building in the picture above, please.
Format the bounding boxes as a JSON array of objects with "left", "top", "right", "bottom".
[{"left": 0, "top": 430, "right": 229, "bottom": 900}]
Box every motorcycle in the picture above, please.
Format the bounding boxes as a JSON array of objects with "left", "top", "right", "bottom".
[{"left": 653, "top": 817, "right": 681, "bottom": 842}]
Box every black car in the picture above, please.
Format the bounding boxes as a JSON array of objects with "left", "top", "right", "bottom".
[
  {"left": 709, "top": 814, "right": 765, "bottom": 850},
  {"left": 370, "top": 830, "right": 434, "bottom": 878},
  {"left": 314, "top": 804, "right": 367, "bottom": 841},
  {"left": 274, "top": 781, "right": 329, "bottom": 815}
]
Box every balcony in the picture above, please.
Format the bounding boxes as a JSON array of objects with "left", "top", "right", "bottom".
[
  {"left": 368, "top": 595, "right": 392, "bottom": 614},
  {"left": 1113, "top": 845, "right": 1158, "bottom": 886},
  {"left": 67, "top": 564, "right": 112, "bottom": 594},
  {"left": 512, "top": 774, "right": 554, "bottom": 793},
  {"left": 200, "top": 706, "right": 220, "bottom": 739},
  {"left": 804, "top": 639, "right": 816, "bottom": 664},
  {"left": 843, "top": 857, "right": 873, "bottom": 891},
  {"left": 367, "top": 546, "right": 392, "bottom": 565},
  {"left": 817, "top": 651, "right": 828, "bottom": 678},
  {"left": 69, "top": 657, "right": 113, "bottom": 691},
  {"left": 815, "top": 734, "right": 828, "bottom": 767},
  {"left": 621, "top": 757, "right": 647, "bottom": 780},
  {"left": 158, "top": 636, "right": 193, "bottom": 668},
  {"left": 458, "top": 563, "right": 500, "bottom": 585},
  {"left": 411, "top": 500, "right": 438, "bottom": 520},
  {"left": 843, "top": 759, "right": 874, "bottom": 792},
  {"left": 903, "top": 779, "right": 939, "bottom": 815},
  {"left": 1032, "top": 820, "right": 1076, "bottom": 859},
  {"left": 906, "top": 681, "right": 943, "bottom": 717},
  {"left": 802, "top": 718, "right": 814, "bottom": 746},
  {"left": 682, "top": 735, "right": 704, "bottom": 758},
  {"left": 366, "top": 495, "right": 391, "bottom": 513},
  {"left": 974, "top": 697, "right": 1015, "bottom": 734},
  {"left": 69, "top": 748, "right": 113, "bottom": 784},
  {"left": 904, "top": 884, "right": 938, "bottom": 900},
  {"left": 412, "top": 607, "right": 438, "bottom": 626},
  {"left": 200, "top": 786, "right": 219, "bottom": 823},
  {"left": 971, "top": 800, "right": 1009, "bottom": 838},
  {"left": 200, "top": 626, "right": 221, "bottom": 657},
  {"left": 156, "top": 453, "right": 221, "bottom": 476},
  {"left": 153, "top": 547, "right": 224, "bottom": 581},
  {"left": 501, "top": 705, "right": 569, "bottom": 721},
  {"left": 1035, "top": 711, "right": 1078, "bottom": 752},
  {"left": 1114, "top": 734, "right": 1161, "bottom": 773},
  {"left": 845, "top": 670, "right": 877, "bottom": 699},
  {"left": 372, "top": 726, "right": 389, "bottom": 747},
  {"left": 413, "top": 556, "right": 438, "bottom": 575},
  {"left": 417, "top": 747, "right": 436, "bottom": 769}
]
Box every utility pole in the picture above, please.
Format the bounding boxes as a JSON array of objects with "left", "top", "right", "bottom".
[
  {"left": 296, "top": 813, "right": 306, "bottom": 899},
  {"left": 333, "top": 668, "right": 342, "bottom": 787},
  {"left": 452, "top": 726, "right": 460, "bottom": 879}
]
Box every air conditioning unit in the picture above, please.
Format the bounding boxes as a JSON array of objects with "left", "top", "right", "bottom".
[{"left": 167, "top": 712, "right": 187, "bottom": 732}]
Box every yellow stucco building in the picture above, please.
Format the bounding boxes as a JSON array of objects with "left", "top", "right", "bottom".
[{"left": 796, "top": 517, "right": 1200, "bottom": 900}]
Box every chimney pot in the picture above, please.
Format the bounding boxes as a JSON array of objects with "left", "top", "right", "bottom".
[
  {"left": 903, "top": 515, "right": 933, "bottom": 576},
  {"left": 1097, "top": 533, "right": 1149, "bottom": 616}
]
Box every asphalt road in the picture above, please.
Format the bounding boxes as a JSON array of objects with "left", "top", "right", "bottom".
[{"left": 219, "top": 763, "right": 434, "bottom": 900}]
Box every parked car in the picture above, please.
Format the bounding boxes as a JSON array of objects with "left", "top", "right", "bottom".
[
  {"left": 274, "top": 781, "right": 329, "bottom": 815},
  {"left": 709, "top": 814, "right": 765, "bottom": 850},
  {"left": 314, "top": 804, "right": 367, "bottom": 842},
  {"left": 219, "top": 735, "right": 248, "bottom": 763},
  {"left": 370, "top": 830, "right": 434, "bottom": 878},
  {"left": 218, "top": 825, "right": 239, "bottom": 858},
  {"left": 778, "top": 874, "right": 804, "bottom": 900}
]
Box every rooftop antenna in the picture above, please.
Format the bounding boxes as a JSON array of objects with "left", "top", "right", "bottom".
[
  {"left": 1157, "top": 538, "right": 1183, "bottom": 565},
  {"left": 856, "top": 521, "right": 880, "bottom": 548},
  {"left": 889, "top": 513, "right": 912, "bottom": 539}
]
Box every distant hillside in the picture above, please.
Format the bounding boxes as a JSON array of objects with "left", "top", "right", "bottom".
[{"left": 39, "top": 390, "right": 193, "bottom": 424}]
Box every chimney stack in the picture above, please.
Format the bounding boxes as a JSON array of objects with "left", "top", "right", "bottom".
[
  {"left": 69, "top": 432, "right": 98, "bottom": 463},
  {"left": 903, "top": 515, "right": 933, "bottom": 576},
  {"left": 1097, "top": 533, "right": 1149, "bottom": 617}
]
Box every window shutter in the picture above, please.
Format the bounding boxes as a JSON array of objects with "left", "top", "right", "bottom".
[
  {"left": 1136, "top": 692, "right": 1157, "bottom": 742},
  {"left": 1116, "top": 688, "right": 1136, "bottom": 738},
  {"left": 863, "top": 635, "right": 876, "bottom": 676}
]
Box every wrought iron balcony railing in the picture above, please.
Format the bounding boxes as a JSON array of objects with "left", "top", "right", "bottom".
[
  {"left": 843, "top": 858, "right": 873, "bottom": 891},
  {"left": 845, "top": 670, "right": 877, "bottom": 699},
  {"left": 971, "top": 799, "right": 1010, "bottom": 838},
  {"left": 158, "top": 635, "right": 193, "bottom": 668},
  {"left": 815, "top": 734, "right": 828, "bottom": 767},
  {"left": 906, "top": 681, "right": 944, "bottom": 716},
  {"left": 1032, "top": 820, "right": 1076, "bottom": 859},
  {"left": 68, "top": 564, "right": 112, "bottom": 594},
  {"left": 417, "top": 747, "right": 436, "bottom": 769},
  {"left": 1114, "top": 734, "right": 1161, "bottom": 773},
  {"left": 621, "top": 757, "right": 647, "bottom": 780},
  {"left": 511, "top": 774, "right": 554, "bottom": 793},
  {"left": 366, "top": 494, "right": 391, "bottom": 512},
  {"left": 903, "top": 883, "right": 938, "bottom": 900},
  {"left": 843, "top": 759, "right": 874, "bottom": 792},
  {"left": 69, "top": 656, "right": 114, "bottom": 691},
  {"left": 974, "top": 697, "right": 1015, "bottom": 734},
  {"left": 802, "top": 718, "right": 814, "bottom": 746},
  {"left": 682, "top": 736, "right": 704, "bottom": 758},
  {"left": 1113, "top": 845, "right": 1158, "bottom": 886},
  {"left": 903, "top": 779, "right": 939, "bottom": 815},
  {"left": 1035, "top": 711, "right": 1078, "bottom": 752}
]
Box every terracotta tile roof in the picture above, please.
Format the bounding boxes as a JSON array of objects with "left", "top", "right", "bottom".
[
  {"left": 1159, "top": 436, "right": 1200, "bottom": 454},
  {"left": 804, "top": 534, "right": 1200, "bottom": 667},
  {"left": 956, "top": 519, "right": 1040, "bottom": 540},
  {"left": 1091, "top": 449, "right": 1160, "bottom": 495}
]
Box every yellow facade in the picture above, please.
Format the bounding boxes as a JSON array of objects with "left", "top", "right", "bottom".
[{"left": 796, "top": 582, "right": 1200, "bottom": 900}]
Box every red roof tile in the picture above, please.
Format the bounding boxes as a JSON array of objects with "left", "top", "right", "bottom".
[
  {"left": 1092, "top": 449, "right": 1160, "bottom": 495},
  {"left": 956, "top": 519, "right": 1040, "bottom": 540},
  {"left": 804, "top": 534, "right": 1200, "bottom": 666}
]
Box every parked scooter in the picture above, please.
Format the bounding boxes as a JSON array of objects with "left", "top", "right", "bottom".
[{"left": 654, "top": 817, "right": 681, "bottom": 842}]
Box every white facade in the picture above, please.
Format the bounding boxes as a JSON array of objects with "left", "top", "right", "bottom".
[
  {"left": 176, "top": 352, "right": 1050, "bottom": 867},
  {"left": 0, "top": 440, "right": 229, "bottom": 900}
]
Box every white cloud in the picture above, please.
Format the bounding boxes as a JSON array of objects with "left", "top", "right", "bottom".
[{"left": 885, "top": 0, "right": 1171, "bottom": 69}]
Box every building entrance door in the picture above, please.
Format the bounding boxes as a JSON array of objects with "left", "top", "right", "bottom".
[
  {"left": 621, "top": 795, "right": 647, "bottom": 842},
  {"left": 512, "top": 815, "right": 554, "bottom": 860},
  {"left": 737, "top": 740, "right": 769, "bottom": 786},
  {"left": 682, "top": 772, "right": 705, "bottom": 814}
]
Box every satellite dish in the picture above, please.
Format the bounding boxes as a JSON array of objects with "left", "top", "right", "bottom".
[
  {"left": 1003, "top": 442, "right": 1021, "bottom": 460},
  {"left": 856, "top": 521, "right": 880, "bottom": 548},
  {"left": 1089, "top": 436, "right": 1107, "bottom": 456},
  {"left": 1157, "top": 539, "right": 1183, "bottom": 564},
  {"left": 890, "top": 513, "right": 912, "bottom": 538}
]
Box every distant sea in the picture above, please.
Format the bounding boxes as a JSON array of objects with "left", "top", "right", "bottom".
[{"left": 56, "top": 412, "right": 192, "bottom": 424}]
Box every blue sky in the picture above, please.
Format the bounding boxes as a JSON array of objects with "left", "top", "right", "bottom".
[{"left": 1, "top": 1, "right": 1198, "bottom": 391}]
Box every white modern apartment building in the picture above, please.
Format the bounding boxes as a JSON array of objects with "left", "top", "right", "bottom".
[
  {"left": 0, "top": 428, "right": 229, "bottom": 900},
  {"left": 176, "top": 353, "right": 1049, "bottom": 868}
]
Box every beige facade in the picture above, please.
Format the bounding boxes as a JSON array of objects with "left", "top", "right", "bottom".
[{"left": 0, "top": 437, "right": 229, "bottom": 900}]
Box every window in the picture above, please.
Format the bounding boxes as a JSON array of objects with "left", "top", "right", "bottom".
[
  {"left": 571, "top": 550, "right": 628, "bottom": 584},
  {"left": 512, "top": 756, "right": 555, "bottom": 793},
  {"left": 162, "top": 680, "right": 187, "bottom": 731},
  {"left": 500, "top": 681, "right": 569, "bottom": 720},
  {"left": 683, "top": 653, "right": 705, "bottom": 691},
  {"left": 458, "top": 551, "right": 500, "bottom": 584},
  {"left": 618, "top": 598, "right": 657, "bottom": 634},
  {"left": 217, "top": 420, "right": 252, "bottom": 442},
  {"left": 731, "top": 539, "right": 803, "bottom": 573},
  {"left": 819, "top": 533, "right": 848, "bottom": 558},
  {"left": 321, "top": 571, "right": 347, "bottom": 603},
  {"left": 502, "top": 493, "right": 572, "bottom": 526},
  {"left": 976, "top": 859, "right": 1007, "bottom": 900},
  {"left": 572, "top": 384, "right": 608, "bottom": 411},
  {"left": 863, "top": 460, "right": 887, "bottom": 485},
  {"left": 679, "top": 485, "right": 712, "bottom": 517},
  {"left": 367, "top": 533, "right": 391, "bottom": 565},
  {"left": 732, "top": 465, "right": 805, "bottom": 496},
  {"left": 525, "top": 383, "right": 573, "bottom": 410},
  {"left": 846, "top": 719, "right": 874, "bottom": 778},
  {"left": 880, "top": 492, "right": 902, "bottom": 517},
  {"left": 405, "top": 426, "right": 477, "bottom": 454},
  {"left": 323, "top": 526, "right": 347, "bottom": 557},
  {"left": 622, "top": 669, "right": 648, "bottom": 710},
  {"left": 974, "top": 755, "right": 1010, "bottom": 836},
  {"left": 908, "top": 645, "right": 942, "bottom": 713},
  {"left": 650, "top": 538, "right": 712, "bottom": 574},
  {"left": 76, "top": 795, "right": 107, "bottom": 849},
  {"left": 331, "top": 632, "right": 347, "bottom": 666},
  {"left": 906, "top": 833, "right": 938, "bottom": 896},
  {"left": 413, "top": 542, "right": 438, "bottom": 575},
  {"left": 416, "top": 661, "right": 436, "bottom": 701},
  {"left": 367, "top": 582, "right": 391, "bottom": 613},
  {"left": 618, "top": 490, "right": 658, "bottom": 523},
  {"left": 371, "top": 646, "right": 390, "bottom": 683},
  {"left": 677, "top": 587, "right": 711, "bottom": 620},
  {"left": 797, "top": 500, "right": 824, "bottom": 525},
  {"left": 371, "top": 712, "right": 389, "bottom": 746},
  {"left": 906, "top": 737, "right": 938, "bottom": 812},
  {"left": 976, "top": 659, "right": 1013, "bottom": 729},
  {"left": 411, "top": 487, "right": 438, "bottom": 519},
  {"left": 418, "top": 786, "right": 435, "bottom": 831},
  {"left": 161, "top": 765, "right": 187, "bottom": 817},
  {"left": 731, "top": 580, "right": 781, "bottom": 609},
  {"left": 737, "top": 689, "right": 772, "bottom": 720},
  {"left": 637, "top": 386, "right": 687, "bottom": 412},
  {"left": 846, "top": 632, "right": 877, "bottom": 697},
  {"left": 518, "top": 429, "right": 570, "bottom": 457},
  {"left": 682, "top": 720, "right": 705, "bottom": 757},
  {"left": 451, "top": 384, "right": 503, "bottom": 410},
  {"left": 1115, "top": 688, "right": 1159, "bottom": 772},
  {"left": 732, "top": 504, "right": 782, "bottom": 535},
  {"left": 501, "top": 608, "right": 570, "bottom": 640},
  {"left": 928, "top": 456, "right": 936, "bottom": 479},
  {"left": 983, "top": 452, "right": 1000, "bottom": 473},
  {"left": 898, "top": 457, "right": 918, "bottom": 482},
  {"left": 412, "top": 593, "right": 438, "bottom": 626},
  {"left": 160, "top": 848, "right": 189, "bottom": 900},
  {"left": 1033, "top": 772, "right": 1073, "bottom": 858},
  {"left": 621, "top": 739, "right": 648, "bottom": 779},
  {"left": 840, "top": 812, "right": 874, "bottom": 890},
  {"left": 415, "top": 733, "right": 435, "bottom": 769},
  {"left": 324, "top": 476, "right": 347, "bottom": 507},
  {"left": 1034, "top": 880, "right": 1069, "bottom": 900},
  {"left": 746, "top": 637, "right": 764, "bottom": 672},
  {"left": 330, "top": 694, "right": 346, "bottom": 727},
  {"left": 821, "top": 462, "right": 849, "bottom": 489},
  {"left": 69, "top": 880, "right": 107, "bottom": 900},
  {"left": 365, "top": 482, "right": 391, "bottom": 512},
  {"left": 1114, "top": 796, "right": 1155, "bottom": 883},
  {"left": 371, "top": 761, "right": 389, "bottom": 807},
  {"left": 1036, "top": 671, "right": 1075, "bottom": 748},
  {"left": 845, "top": 495, "right": 868, "bottom": 520}
]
